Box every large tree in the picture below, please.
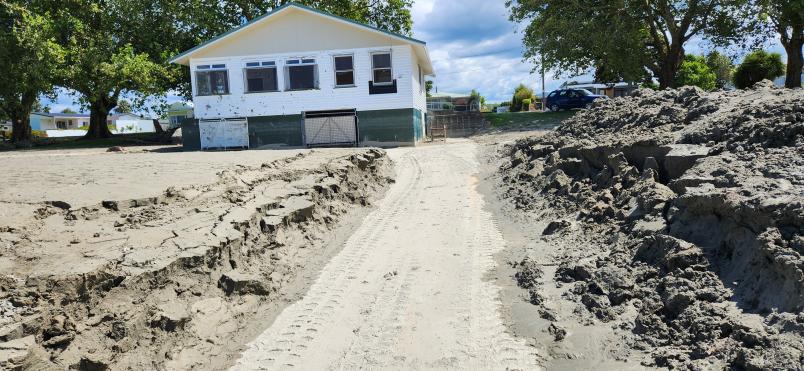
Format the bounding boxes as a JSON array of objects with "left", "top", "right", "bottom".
[
  {"left": 759, "top": 0, "right": 803, "bottom": 88},
  {"left": 36, "top": 0, "right": 180, "bottom": 139},
  {"left": 0, "top": 1, "right": 63, "bottom": 144},
  {"left": 508, "top": 0, "right": 757, "bottom": 88}
]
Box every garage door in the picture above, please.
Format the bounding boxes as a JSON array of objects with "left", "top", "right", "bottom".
[
  {"left": 303, "top": 109, "right": 357, "bottom": 147},
  {"left": 199, "top": 118, "right": 249, "bottom": 150}
]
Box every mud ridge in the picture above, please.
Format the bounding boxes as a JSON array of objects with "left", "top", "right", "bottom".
[
  {"left": 496, "top": 81, "right": 803, "bottom": 369},
  {"left": 0, "top": 149, "right": 392, "bottom": 370}
]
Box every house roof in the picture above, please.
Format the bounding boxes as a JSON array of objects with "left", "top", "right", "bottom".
[
  {"left": 168, "top": 102, "right": 194, "bottom": 112},
  {"left": 169, "top": 2, "right": 433, "bottom": 75},
  {"left": 31, "top": 112, "right": 90, "bottom": 118},
  {"left": 429, "top": 92, "right": 472, "bottom": 99}
]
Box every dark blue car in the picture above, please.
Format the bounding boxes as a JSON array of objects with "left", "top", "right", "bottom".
[{"left": 544, "top": 89, "right": 606, "bottom": 111}]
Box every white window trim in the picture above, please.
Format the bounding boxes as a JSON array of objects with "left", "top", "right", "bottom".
[
  {"left": 332, "top": 54, "right": 356, "bottom": 88},
  {"left": 242, "top": 61, "right": 279, "bottom": 93},
  {"left": 284, "top": 58, "right": 319, "bottom": 91},
  {"left": 371, "top": 51, "right": 393, "bottom": 86},
  {"left": 194, "top": 64, "right": 230, "bottom": 96}
]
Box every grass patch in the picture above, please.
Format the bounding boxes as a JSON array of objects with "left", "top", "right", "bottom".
[{"left": 483, "top": 110, "right": 576, "bottom": 128}]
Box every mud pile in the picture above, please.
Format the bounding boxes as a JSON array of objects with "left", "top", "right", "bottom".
[
  {"left": 0, "top": 150, "right": 391, "bottom": 370},
  {"left": 499, "top": 81, "right": 804, "bottom": 368}
]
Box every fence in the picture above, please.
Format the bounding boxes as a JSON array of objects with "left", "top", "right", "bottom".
[{"left": 427, "top": 111, "right": 488, "bottom": 140}]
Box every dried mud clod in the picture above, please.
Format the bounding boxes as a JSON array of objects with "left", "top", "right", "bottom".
[
  {"left": 0, "top": 149, "right": 392, "bottom": 370},
  {"left": 499, "top": 81, "right": 804, "bottom": 369}
]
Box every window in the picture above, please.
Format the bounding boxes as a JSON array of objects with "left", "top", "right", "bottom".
[
  {"left": 170, "top": 115, "right": 186, "bottom": 126},
  {"left": 285, "top": 58, "right": 318, "bottom": 90},
  {"left": 371, "top": 52, "right": 392, "bottom": 85},
  {"left": 333, "top": 55, "right": 354, "bottom": 87},
  {"left": 244, "top": 61, "right": 278, "bottom": 93},
  {"left": 195, "top": 64, "right": 229, "bottom": 96}
]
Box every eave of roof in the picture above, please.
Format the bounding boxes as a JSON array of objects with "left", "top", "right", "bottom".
[{"left": 169, "top": 2, "right": 427, "bottom": 66}]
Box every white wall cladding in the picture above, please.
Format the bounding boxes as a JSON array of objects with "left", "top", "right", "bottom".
[{"left": 191, "top": 45, "right": 424, "bottom": 119}]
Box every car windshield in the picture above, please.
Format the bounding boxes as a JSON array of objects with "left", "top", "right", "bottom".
[{"left": 577, "top": 89, "right": 594, "bottom": 96}]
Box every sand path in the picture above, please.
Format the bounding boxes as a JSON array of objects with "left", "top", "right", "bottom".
[{"left": 232, "top": 139, "right": 539, "bottom": 370}]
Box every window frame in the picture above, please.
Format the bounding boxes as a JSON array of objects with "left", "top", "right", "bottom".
[
  {"left": 243, "top": 61, "right": 279, "bottom": 94},
  {"left": 332, "top": 54, "right": 356, "bottom": 88},
  {"left": 194, "top": 64, "right": 230, "bottom": 96},
  {"left": 284, "top": 58, "right": 319, "bottom": 91},
  {"left": 371, "top": 51, "right": 393, "bottom": 86}
]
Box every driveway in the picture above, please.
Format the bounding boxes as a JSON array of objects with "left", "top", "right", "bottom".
[{"left": 232, "top": 139, "right": 540, "bottom": 369}]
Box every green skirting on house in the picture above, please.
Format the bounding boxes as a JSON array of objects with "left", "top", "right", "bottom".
[
  {"left": 249, "top": 114, "right": 303, "bottom": 148},
  {"left": 182, "top": 108, "right": 420, "bottom": 151},
  {"left": 181, "top": 118, "right": 201, "bottom": 151}
]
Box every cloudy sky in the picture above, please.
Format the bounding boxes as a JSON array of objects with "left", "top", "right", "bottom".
[{"left": 44, "top": 0, "right": 787, "bottom": 112}]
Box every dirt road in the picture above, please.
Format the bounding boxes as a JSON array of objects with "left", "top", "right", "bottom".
[{"left": 233, "top": 140, "right": 540, "bottom": 370}]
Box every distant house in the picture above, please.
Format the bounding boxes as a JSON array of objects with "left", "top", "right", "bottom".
[
  {"left": 110, "top": 113, "right": 159, "bottom": 133},
  {"left": 169, "top": 3, "right": 433, "bottom": 150},
  {"left": 167, "top": 102, "right": 194, "bottom": 128},
  {"left": 30, "top": 112, "right": 90, "bottom": 131},
  {"left": 560, "top": 81, "right": 637, "bottom": 98},
  {"left": 427, "top": 92, "right": 481, "bottom": 112}
]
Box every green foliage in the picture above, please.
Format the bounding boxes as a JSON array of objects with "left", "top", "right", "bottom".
[
  {"left": 733, "top": 50, "right": 786, "bottom": 88},
  {"left": 521, "top": 98, "right": 532, "bottom": 109},
  {"left": 676, "top": 55, "right": 717, "bottom": 91},
  {"left": 483, "top": 110, "right": 575, "bottom": 128},
  {"left": 508, "top": 0, "right": 761, "bottom": 88},
  {"left": 425, "top": 80, "right": 433, "bottom": 97},
  {"left": 0, "top": 1, "right": 63, "bottom": 143},
  {"left": 510, "top": 84, "right": 534, "bottom": 112},
  {"left": 115, "top": 100, "right": 132, "bottom": 114},
  {"left": 469, "top": 89, "right": 485, "bottom": 110},
  {"left": 705, "top": 51, "right": 735, "bottom": 89},
  {"left": 60, "top": 108, "right": 77, "bottom": 114}
]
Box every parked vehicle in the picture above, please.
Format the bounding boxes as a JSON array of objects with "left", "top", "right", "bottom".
[{"left": 544, "top": 89, "right": 606, "bottom": 111}]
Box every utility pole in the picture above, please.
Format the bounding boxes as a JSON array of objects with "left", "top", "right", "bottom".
[{"left": 541, "top": 56, "right": 546, "bottom": 111}]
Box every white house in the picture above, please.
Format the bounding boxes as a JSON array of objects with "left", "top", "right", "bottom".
[
  {"left": 110, "top": 113, "right": 159, "bottom": 133},
  {"left": 170, "top": 3, "right": 434, "bottom": 150}
]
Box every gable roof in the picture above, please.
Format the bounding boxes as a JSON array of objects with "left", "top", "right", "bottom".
[{"left": 170, "top": 2, "right": 433, "bottom": 75}]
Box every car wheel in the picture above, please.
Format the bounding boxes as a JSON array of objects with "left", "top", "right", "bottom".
[{"left": 550, "top": 104, "right": 560, "bottom": 112}]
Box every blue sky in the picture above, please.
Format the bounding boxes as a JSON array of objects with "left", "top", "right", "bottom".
[{"left": 44, "top": 0, "right": 788, "bottom": 112}]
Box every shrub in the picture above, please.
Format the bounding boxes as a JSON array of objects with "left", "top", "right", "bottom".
[
  {"left": 676, "top": 55, "right": 717, "bottom": 91},
  {"left": 522, "top": 98, "right": 532, "bottom": 109},
  {"left": 511, "top": 84, "right": 534, "bottom": 112},
  {"left": 733, "top": 50, "right": 785, "bottom": 89}
]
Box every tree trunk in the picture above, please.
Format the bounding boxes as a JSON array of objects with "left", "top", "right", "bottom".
[
  {"left": 783, "top": 28, "right": 803, "bottom": 89},
  {"left": 658, "top": 43, "right": 685, "bottom": 89},
  {"left": 152, "top": 119, "right": 164, "bottom": 134},
  {"left": 11, "top": 113, "right": 32, "bottom": 144},
  {"left": 84, "top": 101, "right": 114, "bottom": 139}
]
